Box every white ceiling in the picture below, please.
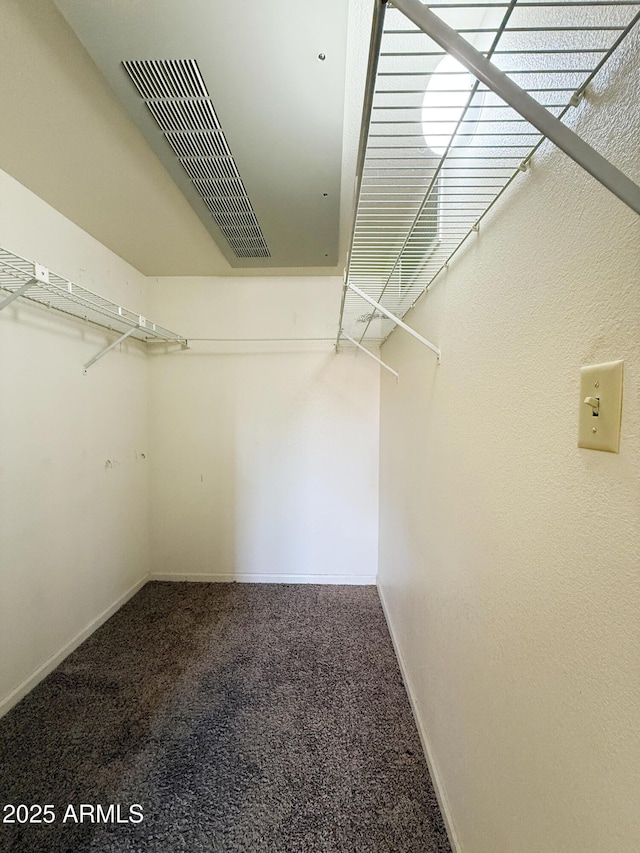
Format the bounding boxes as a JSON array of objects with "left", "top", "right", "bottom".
[{"left": 0, "top": 0, "right": 372, "bottom": 277}]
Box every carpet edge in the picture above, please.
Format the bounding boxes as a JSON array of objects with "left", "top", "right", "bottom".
[{"left": 149, "top": 572, "right": 377, "bottom": 585}]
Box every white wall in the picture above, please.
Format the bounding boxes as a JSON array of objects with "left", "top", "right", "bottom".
[
  {"left": 0, "top": 169, "right": 151, "bottom": 715},
  {"left": 377, "top": 31, "right": 640, "bottom": 853},
  {"left": 147, "top": 277, "right": 380, "bottom": 583},
  {"left": 0, "top": 176, "right": 380, "bottom": 717}
]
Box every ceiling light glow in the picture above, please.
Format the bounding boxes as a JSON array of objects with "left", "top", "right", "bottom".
[{"left": 422, "top": 54, "right": 477, "bottom": 155}]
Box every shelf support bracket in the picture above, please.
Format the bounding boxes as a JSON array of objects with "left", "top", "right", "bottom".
[
  {"left": 347, "top": 283, "right": 441, "bottom": 362},
  {"left": 83, "top": 325, "right": 140, "bottom": 373},
  {"left": 340, "top": 331, "right": 400, "bottom": 380},
  {"left": 391, "top": 0, "right": 640, "bottom": 217},
  {"left": 0, "top": 279, "right": 37, "bottom": 312}
]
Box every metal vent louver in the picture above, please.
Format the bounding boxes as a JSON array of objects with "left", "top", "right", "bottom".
[
  {"left": 146, "top": 100, "right": 221, "bottom": 133},
  {"left": 181, "top": 157, "right": 240, "bottom": 182},
  {"left": 165, "top": 131, "right": 231, "bottom": 160},
  {"left": 122, "top": 59, "right": 270, "bottom": 259}
]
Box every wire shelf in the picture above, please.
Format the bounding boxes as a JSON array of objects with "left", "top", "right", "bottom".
[
  {"left": 340, "top": 0, "right": 640, "bottom": 346},
  {"left": 0, "top": 245, "right": 186, "bottom": 347}
]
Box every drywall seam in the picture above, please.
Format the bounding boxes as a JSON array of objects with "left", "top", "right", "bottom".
[
  {"left": 150, "top": 572, "right": 377, "bottom": 585},
  {"left": 377, "top": 579, "right": 463, "bottom": 853},
  {"left": 0, "top": 574, "right": 149, "bottom": 719}
]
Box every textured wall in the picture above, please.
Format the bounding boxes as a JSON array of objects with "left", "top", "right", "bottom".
[
  {"left": 378, "top": 29, "right": 640, "bottom": 853},
  {"left": 0, "top": 169, "right": 151, "bottom": 714},
  {"left": 147, "top": 277, "right": 380, "bottom": 583}
]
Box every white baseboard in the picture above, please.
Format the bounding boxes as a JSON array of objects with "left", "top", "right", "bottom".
[
  {"left": 150, "top": 571, "right": 377, "bottom": 585},
  {"left": 0, "top": 573, "right": 149, "bottom": 719},
  {"left": 377, "top": 579, "right": 462, "bottom": 853}
]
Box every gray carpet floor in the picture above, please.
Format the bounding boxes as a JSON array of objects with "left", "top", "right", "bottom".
[{"left": 0, "top": 582, "right": 452, "bottom": 852}]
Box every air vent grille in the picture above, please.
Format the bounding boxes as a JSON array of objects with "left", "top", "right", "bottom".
[
  {"left": 180, "top": 157, "right": 240, "bottom": 182},
  {"left": 123, "top": 58, "right": 270, "bottom": 259},
  {"left": 203, "top": 208, "right": 254, "bottom": 228},
  {"left": 146, "top": 99, "right": 221, "bottom": 132},
  {"left": 165, "top": 131, "right": 230, "bottom": 159},
  {"left": 192, "top": 178, "right": 245, "bottom": 196},
  {"left": 203, "top": 197, "right": 254, "bottom": 216},
  {"left": 123, "top": 59, "right": 208, "bottom": 100}
]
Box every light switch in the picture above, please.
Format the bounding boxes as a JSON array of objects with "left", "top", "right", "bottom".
[{"left": 578, "top": 360, "right": 623, "bottom": 453}]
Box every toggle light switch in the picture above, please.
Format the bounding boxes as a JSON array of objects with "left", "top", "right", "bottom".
[
  {"left": 578, "top": 360, "right": 623, "bottom": 453},
  {"left": 583, "top": 396, "right": 600, "bottom": 415}
]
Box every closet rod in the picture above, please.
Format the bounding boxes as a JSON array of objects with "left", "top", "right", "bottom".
[{"left": 347, "top": 282, "right": 441, "bottom": 362}]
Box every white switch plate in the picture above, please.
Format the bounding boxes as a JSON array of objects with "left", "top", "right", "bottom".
[{"left": 578, "top": 360, "right": 623, "bottom": 453}]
